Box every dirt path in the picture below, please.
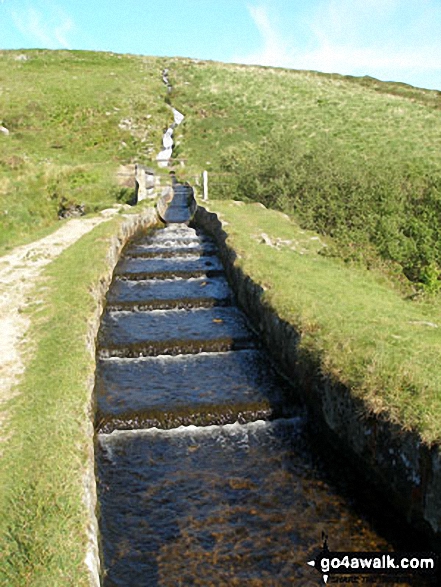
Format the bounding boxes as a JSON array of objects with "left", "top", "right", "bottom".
[{"left": 0, "top": 210, "right": 121, "bottom": 443}]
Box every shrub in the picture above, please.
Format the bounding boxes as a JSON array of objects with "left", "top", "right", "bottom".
[{"left": 219, "top": 130, "right": 441, "bottom": 286}]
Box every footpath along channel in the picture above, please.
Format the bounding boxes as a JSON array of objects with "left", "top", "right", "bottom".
[{"left": 93, "top": 191, "right": 434, "bottom": 585}]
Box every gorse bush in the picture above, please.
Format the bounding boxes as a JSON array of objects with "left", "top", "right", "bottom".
[{"left": 218, "top": 131, "right": 441, "bottom": 287}]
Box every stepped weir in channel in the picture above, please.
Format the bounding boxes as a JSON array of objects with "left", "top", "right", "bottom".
[{"left": 94, "top": 185, "right": 423, "bottom": 586}]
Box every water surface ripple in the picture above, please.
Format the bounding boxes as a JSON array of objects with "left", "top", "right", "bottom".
[{"left": 96, "top": 224, "right": 420, "bottom": 586}]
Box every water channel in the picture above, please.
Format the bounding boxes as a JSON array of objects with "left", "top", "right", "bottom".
[{"left": 95, "top": 195, "right": 431, "bottom": 586}]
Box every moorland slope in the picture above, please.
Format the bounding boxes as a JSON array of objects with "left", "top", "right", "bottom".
[{"left": 3, "top": 50, "right": 441, "bottom": 288}]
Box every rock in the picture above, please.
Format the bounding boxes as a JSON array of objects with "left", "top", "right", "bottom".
[
  {"left": 58, "top": 202, "right": 86, "bottom": 219},
  {"left": 409, "top": 320, "right": 438, "bottom": 328},
  {"left": 118, "top": 118, "right": 133, "bottom": 131},
  {"left": 116, "top": 164, "right": 135, "bottom": 188},
  {"left": 260, "top": 233, "right": 275, "bottom": 247},
  {"left": 135, "top": 164, "right": 156, "bottom": 201}
]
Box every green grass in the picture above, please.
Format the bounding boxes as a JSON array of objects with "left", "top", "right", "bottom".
[
  {"left": 0, "top": 49, "right": 169, "bottom": 253},
  {"left": 166, "top": 60, "right": 441, "bottom": 286},
  {"left": 3, "top": 51, "right": 441, "bottom": 284},
  {"left": 0, "top": 214, "right": 159, "bottom": 586},
  {"left": 169, "top": 60, "right": 441, "bottom": 173},
  {"left": 2, "top": 49, "right": 441, "bottom": 579},
  {"left": 207, "top": 201, "right": 441, "bottom": 445}
]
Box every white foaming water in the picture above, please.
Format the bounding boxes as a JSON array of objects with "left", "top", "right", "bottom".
[
  {"left": 149, "top": 234, "right": 200, "bottom": 243},
  {"left": 115, "top": 276, "right": 211, "bottom": 286},
  {"left": 172, "top": 108, "right": 184, "bottom": 125},
  {"left": 129, "top": 242, "right": 206, "bottom": 250},
  {"left": 98, "top": 417, "right": 305, "bottom": 445},
  {"left": 125, "top": 254, "right": 206, "bottom": 263},
  {"left": 139, "top": 228, "right": 207, "bottom": 245},
  {"left": 99, "top": 349, "right": 260, "bottom": 368},
  {"left": 156, "top": 148, "right": 172, "bottom": 167},
  {"left": 156, "top": 107, "right": 185, "bottom": 167},
  {"left": 107, "top": 306, "right": 219, "bottom": 317},
  {"left": 135, "top": 240, "right": 203, "bottom": 249}
]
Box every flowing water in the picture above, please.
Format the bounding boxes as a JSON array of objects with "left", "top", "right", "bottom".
[{"left": 95, "top": 220, "right": 430, "bottom": 586}]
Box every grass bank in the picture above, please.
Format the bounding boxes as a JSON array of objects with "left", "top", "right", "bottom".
[
  {"left": 0, "top": 50, "right": 168, "bottom": 254},
  {"left": 206, "top": 200, "right": 441, "bottom": 446},
  {"left": 0, "top": 210, "right": 157, "bottom": 586}
]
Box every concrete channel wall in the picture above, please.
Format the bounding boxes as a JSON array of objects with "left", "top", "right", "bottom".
[
  {"left": 194, "top": 205, "right": 441, "bottom": 550},
  {"left": 85, "top": 207, "right": 159, "bottom": 586}
]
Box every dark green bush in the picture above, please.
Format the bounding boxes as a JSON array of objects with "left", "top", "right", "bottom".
[{"left": 219, "top": 131, "right": 441, "bottom": 286}]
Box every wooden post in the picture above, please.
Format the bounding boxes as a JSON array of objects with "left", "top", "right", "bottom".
[{"left": 203, "top": 170, "right": 208, "bottom": 201}]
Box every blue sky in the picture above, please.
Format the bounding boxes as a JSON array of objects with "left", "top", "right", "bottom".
[{"left": 1, "top": 0, "right": 441, "bottom": 90}]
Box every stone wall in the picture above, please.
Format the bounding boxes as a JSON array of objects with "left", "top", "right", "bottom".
[
  {"left": 134, "top": 164, "right": 156, "bottom": 201},
  {"left": 85, "top": 207, "right": 159, "bottom": 585},
  {"left": 195, "top": 205, "right": 441, "bottom": 550}
]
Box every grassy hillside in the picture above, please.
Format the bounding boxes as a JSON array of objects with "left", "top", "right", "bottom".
[
  {"left": 169, "top": 59, "right": 441, "bottom": 173},
  {"left": 168, "top": 59, "right": 441, "bottom": 288},
  {"left": 0, "top": 50, "right": 169, "bottom": 252},
  {"left": 2, "top": 50, "right": 441, "bottom": 288}
]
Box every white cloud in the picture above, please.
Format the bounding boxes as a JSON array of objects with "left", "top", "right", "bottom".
[
  {"left": 237, "top": 4, "right": 292, "bottom": 67},
  {"left": 246, "top": 5, "right": 289, "bottom": 64},
  {"left": 233, "top": 2, "right": 441, "bottom": 88},
  {"left": 11, "top": 2, "right": 74, "bottom": 49}
]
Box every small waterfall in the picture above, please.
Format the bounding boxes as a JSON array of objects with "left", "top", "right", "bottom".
[
  {"left": 156, "top": 69, "right": 184, "bottom": 168},
  {"left": 93, "top": 218, "right": 410, "bottom": 585}
]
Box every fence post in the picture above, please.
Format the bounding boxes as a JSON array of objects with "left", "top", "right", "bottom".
[{"left": 202, "top": 170, "right": 208, "bottom": 201}]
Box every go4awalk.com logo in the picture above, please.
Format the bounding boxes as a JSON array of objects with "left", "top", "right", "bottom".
[{"left": 307, "top": 534, "right": 439, "bottom": 584}]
